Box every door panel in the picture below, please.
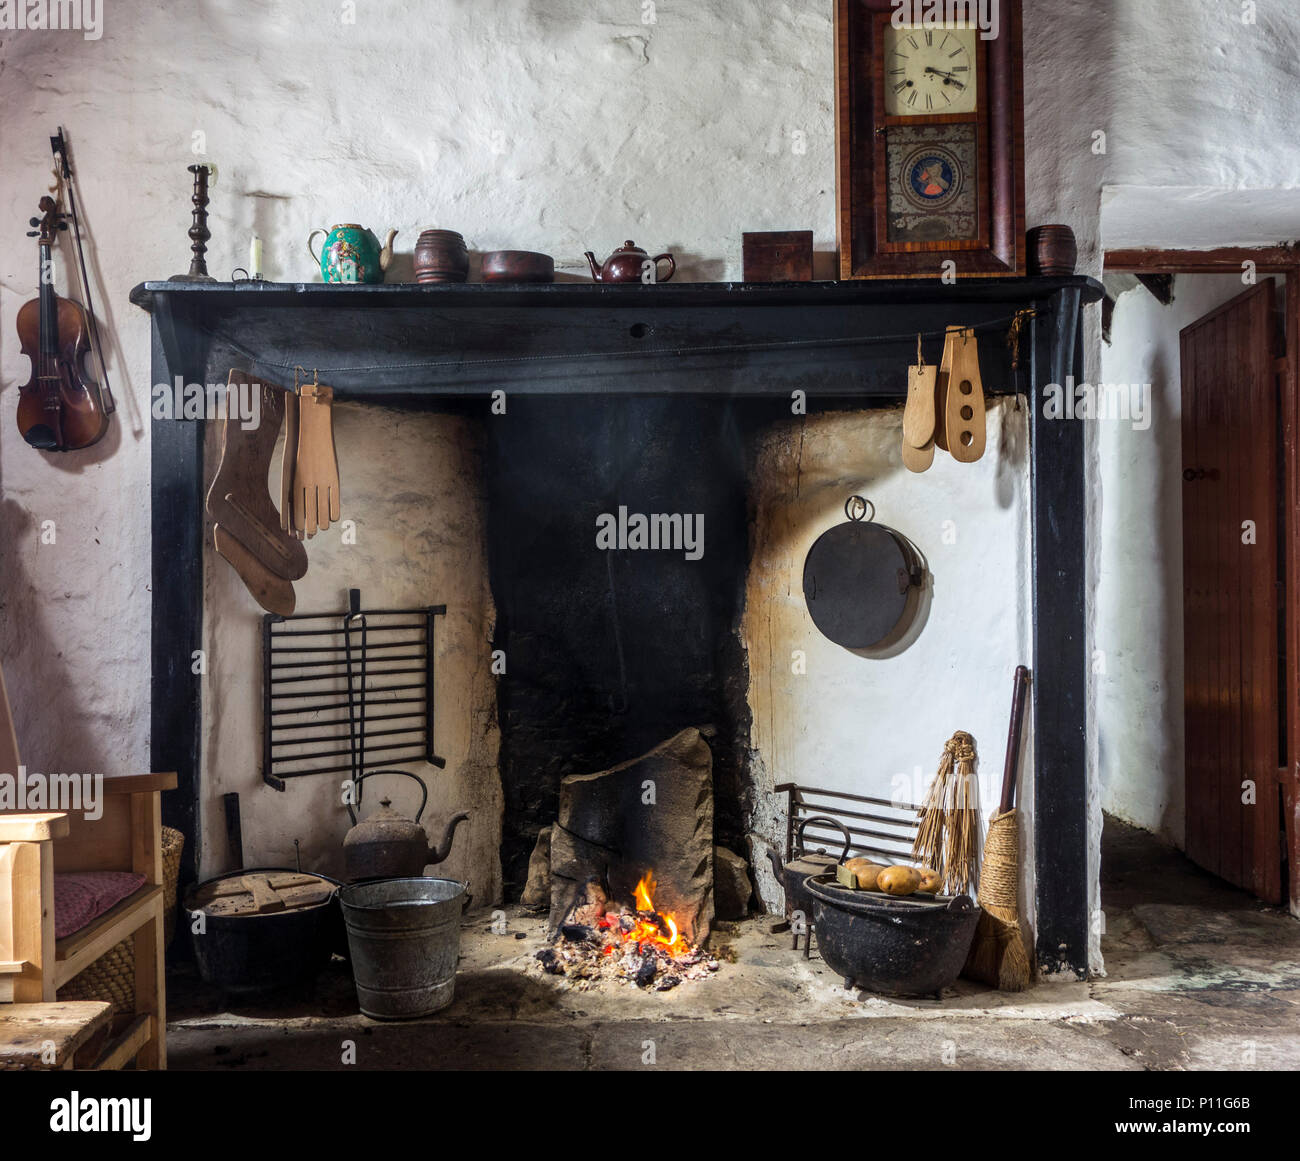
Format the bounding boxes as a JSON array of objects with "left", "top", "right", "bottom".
[{"left": 1181, "top": 280, "right": 1283, "bottom": 902}]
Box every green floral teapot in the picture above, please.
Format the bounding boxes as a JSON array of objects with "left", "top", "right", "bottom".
[{"left": 308, "top": 224, "right": 397, "bottom": 284}]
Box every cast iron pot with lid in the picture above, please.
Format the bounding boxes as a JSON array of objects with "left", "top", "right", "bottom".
[
  {"left": 184, "top": 867, "right": 344, "bottom": 995},
  {"left": 803, "top": 496, "right": 925, "bottom": 650},
  {"left": 805, "top": 873, "right": 980, "bottom": 997}
]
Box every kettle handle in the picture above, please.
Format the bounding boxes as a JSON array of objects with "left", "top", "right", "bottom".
[
  {"left": 651, "top": 253, "right": 675, "bottom": 283},
  {"left": 794, "top": 815, "right": 852, "bottom": 863},
  {"left": 346, "top": 769, "right": 428, "bottom": 826}
]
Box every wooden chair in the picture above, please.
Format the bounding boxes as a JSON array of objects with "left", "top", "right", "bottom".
[{"left": 0, "top": 662, "right": 175, "bottom": 1069}]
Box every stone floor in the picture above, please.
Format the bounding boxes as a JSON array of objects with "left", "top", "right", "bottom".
[{"left": 166, "top": 818, "right": 1300, "bottom": 1070}]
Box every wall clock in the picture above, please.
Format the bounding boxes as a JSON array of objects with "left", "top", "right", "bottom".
[{"left": 834, "top": 0, "right": 1025, "bottom": 279}]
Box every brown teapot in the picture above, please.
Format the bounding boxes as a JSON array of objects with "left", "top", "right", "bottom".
[
  {"left": 584, "top": 240, "right": 675, "bottom": 284},
  {"left": 343, "top": 770, "right": 469, "bottom": 883}
]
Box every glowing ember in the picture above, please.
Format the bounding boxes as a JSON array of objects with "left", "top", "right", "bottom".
[
  {"left": 599, "top": 871, "right": 692, "bottom": 959},
  {"left": 536, "top": 869, "right": 719, "bottom": 989}
]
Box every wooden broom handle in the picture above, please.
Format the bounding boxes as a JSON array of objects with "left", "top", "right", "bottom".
[{"left": 999, "top": 666, "right": 1031, "bottom": 814}]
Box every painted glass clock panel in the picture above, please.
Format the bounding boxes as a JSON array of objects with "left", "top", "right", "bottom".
[
  {"left": 884, "top": 123, "right": 979, "bottom": 244},
  {"left": 883, "top": 24, "right": 979, "bottom": 116}
]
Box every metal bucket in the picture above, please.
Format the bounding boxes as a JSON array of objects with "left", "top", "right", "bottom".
[{"left": 339, "top": 877, "right": 466, "bottom": 1019}]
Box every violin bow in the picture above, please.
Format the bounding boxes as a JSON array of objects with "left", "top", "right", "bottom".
[{"left": 50, "top": 127, "right": 115, "bottom": 414}]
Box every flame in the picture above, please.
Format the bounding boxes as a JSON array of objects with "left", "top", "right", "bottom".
[{"left": 617, "top": 871, "right": 691, "bottom": 959}]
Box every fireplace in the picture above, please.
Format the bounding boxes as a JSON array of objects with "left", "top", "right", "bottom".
[{"left": 135, "top": 275, "right": 1097, "bottom": 977}]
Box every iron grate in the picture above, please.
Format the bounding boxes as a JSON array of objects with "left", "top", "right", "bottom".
[{"left": 262, "top": 587, "right": 446, "bottom": 791}]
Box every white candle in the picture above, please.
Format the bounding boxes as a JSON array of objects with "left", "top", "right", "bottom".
[{"left": 250, "top": 235, "right": 263, "bottom": 279}]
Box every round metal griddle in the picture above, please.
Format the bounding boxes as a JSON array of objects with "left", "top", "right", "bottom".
[{"left": 803, "top": 497, "right": 923, "bottom": 649}]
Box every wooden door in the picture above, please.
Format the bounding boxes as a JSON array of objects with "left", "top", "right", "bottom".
[{"left": 1182, "top": 280, "right": 1284, "bottom": 903}]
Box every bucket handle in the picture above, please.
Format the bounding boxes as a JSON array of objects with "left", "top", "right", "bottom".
[
  {"left": 347, "top": 769, "right": 428, "bottom": 826},
  {"left": 794, "top": 815, "right": 852, "bottom": 863}
]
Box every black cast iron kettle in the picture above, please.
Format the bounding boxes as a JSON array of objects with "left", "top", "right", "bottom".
[{"left": 343, "top": 769, "right": 469, "bottom": 883}]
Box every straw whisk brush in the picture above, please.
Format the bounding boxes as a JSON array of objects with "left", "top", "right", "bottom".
[
  {"left": 963, "top": 665, "right": 1032, "bottom": 991},
  {"left": 912, "top": 730, "right": 981, "bottom": 897}
]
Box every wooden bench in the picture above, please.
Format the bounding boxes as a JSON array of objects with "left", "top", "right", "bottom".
[{"left": 0, "top": 1001, "right": 112, "bottom": 1070}]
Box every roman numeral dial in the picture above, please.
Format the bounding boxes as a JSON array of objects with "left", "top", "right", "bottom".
[{"left": 882, "top": 24, "right": 978, "bottom": 117}]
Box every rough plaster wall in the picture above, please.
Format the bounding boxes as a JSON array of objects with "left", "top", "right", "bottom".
[
  {"left": 1, "top": 0, "right": 1297, "bottom": 971},
  {"left": 202, "top": 405, "right": 501, "bottom": 899},
  {"left": 1098, "top": 274, "right": 1281, "bottom": 849},
  {"left": 1027, "top": 0, "right": 1300, "bottom": 969},
  {"left": 0, "top": 0, "right": 833, "bottom": 898},
  {"left": 743, "top": 400, "right": 1036, "bottom": 940}
]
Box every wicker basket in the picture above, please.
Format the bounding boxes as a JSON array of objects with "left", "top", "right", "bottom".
[{"left": 57, "top": 826, "right": 184, "bottom": 1016}]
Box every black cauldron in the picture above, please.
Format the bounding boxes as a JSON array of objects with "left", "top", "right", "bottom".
[
  {"left": 184, "top": 867, "right": 344, "bottom": 995},
  {"left": 805, "top": 874, "right": 979, "bottom": 997}
]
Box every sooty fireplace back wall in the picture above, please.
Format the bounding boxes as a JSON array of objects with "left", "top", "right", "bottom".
[{"left": 488, "top": 395, "right": 753, "bottom": 895}]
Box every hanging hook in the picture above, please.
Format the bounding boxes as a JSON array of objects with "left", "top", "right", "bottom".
[{"left": 845, "top": 495, "right": 875, "bottom": 523}]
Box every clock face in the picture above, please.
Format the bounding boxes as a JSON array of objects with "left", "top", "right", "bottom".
[{"left": 883, "top": 25, "right": 978, "bottom": 116}]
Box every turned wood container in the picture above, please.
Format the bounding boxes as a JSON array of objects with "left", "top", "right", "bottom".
[
  {"left": 413, "top": 229, "right": 469, "bottom": 284},
  {"left": 481, "top": 250, "right": 555, "bottom": 284},
  {"left": 1027, "top": 224, "right": 1078, "bottom": 277}
]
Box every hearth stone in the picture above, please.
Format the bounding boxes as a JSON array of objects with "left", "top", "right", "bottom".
[
  {"left": 713, "top": 846, "right": 753, "bottom": 920},
  {"left": 520, "top": 826, "right": 552, "bottom": 908},
  {"left": 548, "top": 727, "right": 714, "bottom": 943}
]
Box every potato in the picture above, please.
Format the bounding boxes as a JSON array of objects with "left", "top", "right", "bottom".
[
  {"left": 877, "top": 866, "right": 921, "bottom": 896},
  {"left": 838, "top": 858, "right": 881, "bottom": 890},
  {"left": 916, "top": 867, "right": 942, "bottom": 894},
  {"left": 854, "top": 863, "right": 883, "bottom": 890}
]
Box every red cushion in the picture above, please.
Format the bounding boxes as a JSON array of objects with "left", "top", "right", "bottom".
[{"left": 53, "top": 871, "right": 148, "bottom": 939}]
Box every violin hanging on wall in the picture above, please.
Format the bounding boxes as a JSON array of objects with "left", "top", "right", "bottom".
[
  {"left": 15, "top": 195, "right": 109, "bottom": 451},
  {"left": 15, "top": 129, "right": 114, "bottom": 452}
]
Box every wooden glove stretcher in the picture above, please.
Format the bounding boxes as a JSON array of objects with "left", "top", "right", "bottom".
[{"left": 205, "top": 368, "right": 340, "bottom": 615}]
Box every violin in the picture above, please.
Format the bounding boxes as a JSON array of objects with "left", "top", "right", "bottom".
[{"left": 15, "top": 194, "right": 110, "bottom": 451}]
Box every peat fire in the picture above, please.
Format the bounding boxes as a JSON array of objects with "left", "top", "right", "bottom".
[{"left": 534, "top": 870, "right": 719, "bottom": 990}]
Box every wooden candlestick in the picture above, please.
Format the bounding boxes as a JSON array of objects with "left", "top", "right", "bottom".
[{"left": 170, "top": 163, "right": 217, "bottom": 282}]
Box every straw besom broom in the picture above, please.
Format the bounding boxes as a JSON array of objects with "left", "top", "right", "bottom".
[
  {"left": 963, "top": 665, "right": 1032, "bottom": 991},
  {"left": 912, "top": 731, "right": 981, "bottom": 897}
]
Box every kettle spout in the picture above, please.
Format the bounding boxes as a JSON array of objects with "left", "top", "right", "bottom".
[
  {"left": 379, "top": 228, "right": 398, "bottom": 273},
  {"left": 583, "top": 251, "right": 602, "bottom": 282},
  {"left": 426, "top": 810, "right": 470, "bottom": 865},
  {"left": 765, "top": 847, "right": 786, "bottom": 890}
]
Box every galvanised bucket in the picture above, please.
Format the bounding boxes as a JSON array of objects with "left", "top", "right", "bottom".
[{"left": 339, "top": 877, "right": 466, "bottom": 1019}]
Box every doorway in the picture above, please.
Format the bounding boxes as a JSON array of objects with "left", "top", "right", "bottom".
[{"left": 1104, "top": 249, "right": 1299, "bottom": 916}]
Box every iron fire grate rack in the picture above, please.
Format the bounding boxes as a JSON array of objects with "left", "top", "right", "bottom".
[{"left": 262, "top": 588, "right": 446, "bottom": 791}]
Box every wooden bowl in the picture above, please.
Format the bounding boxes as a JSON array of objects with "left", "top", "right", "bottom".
[{"left": 481, "top": 250, "right": 554, "bottom": 284}]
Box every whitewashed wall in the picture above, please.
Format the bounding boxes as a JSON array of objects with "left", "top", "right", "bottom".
[
  {"left": 201, "top": 405, "right": 501, "bottom": 896},
  {"left": 2, "top": 1, "right": 1299, "bottom": 965},
  {"left": 743, "top": 401, "right": 1037, "bottom": 939}
]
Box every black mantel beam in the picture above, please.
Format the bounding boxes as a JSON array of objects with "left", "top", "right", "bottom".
[
  {"left": 131, "top": 277, "right": 1102, "bottom": 399},
  {"left": 138, "top": 276, "right": 1097, "bottom": 975}
]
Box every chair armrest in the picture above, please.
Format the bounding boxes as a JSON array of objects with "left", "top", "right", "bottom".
[
  {"left": 100, "top": 773, "right": 177, "bottom": 796},
  {"left": 0, "top": 813, "right": 69, "bottom": 843}
]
